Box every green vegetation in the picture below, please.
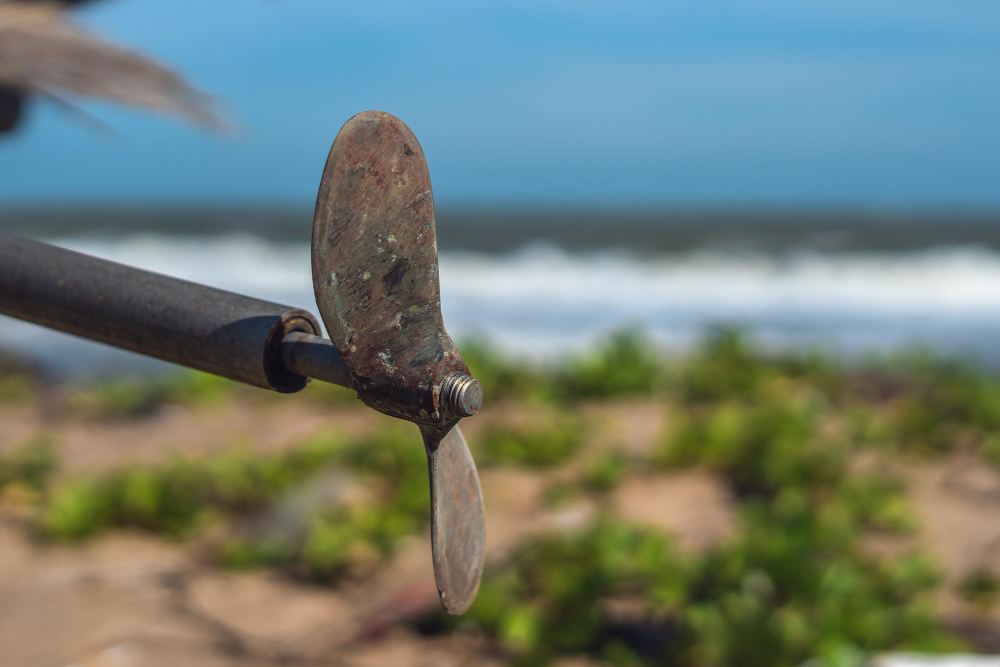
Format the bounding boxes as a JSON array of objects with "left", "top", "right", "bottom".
[
  {"left": 431, "top": 389, "right": 953, "bottom": 667},
  {"left": 580, "top": 450, "right": 630, "bottom": 493},
  {"left": 956, "top": 568, "right": 1000, "bottom": 611},
  {"left": 0, "top": 373, "right": 37, "bottom": 403},
  {"left": 460, "top": 339, "right": 557, "bottom": 403},
  {"left": 40, "top": 432, "right": 343, "bottom": 539},
  {"left": 538, "top": 449, "right": 631, "bottom": 507},
  {"left": 0, "top": 435, "right": 57, "bottom": 493},
  {"left": 34, "top": 426, "right": 431, "bottom": 584},
  {"left": 421, "top": 330, "right": 1000, "bottom": 665},
  {"left": 0, "top": 355, "right": 41, "bottom": 403},
  {"left": 268, "top": 427, "right": 432, "bottom": 581},
  {"left": 433, "top": 508, "right": 956, "bottom": 667},
  {"left": 476, "top": 415, "right": 585, "bottom": 468},
  {"left": 463, "top": 330, "right": 664, "bottom": 402},
  {"left": 656, "top": 393, "right": 844, "bottom": 498},
  {"left": 561, "top": 331, "right": 665, "bottom": 399},
  {"left": 65, "top": 370, "right": 237, "bottom": 419},
  {"left": 8, "top": 331, "right": 1000, "bottom": 663}
]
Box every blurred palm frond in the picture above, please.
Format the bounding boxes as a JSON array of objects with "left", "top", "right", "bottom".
[{"left": 0, "top": 1, "right": 226, "bottom": 131}]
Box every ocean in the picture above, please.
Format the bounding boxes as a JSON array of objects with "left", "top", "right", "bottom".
[{"left": 4, "top": 206, "right": 1000, "bottom": 377}]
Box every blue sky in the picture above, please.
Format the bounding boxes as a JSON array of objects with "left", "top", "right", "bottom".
[{"left": 2, "top": 0, "right": 998, "bottom": 207}]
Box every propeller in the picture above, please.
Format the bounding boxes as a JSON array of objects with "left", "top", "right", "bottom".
[{"left": 312, "top": 111, "right": 485, "bottom": 614}]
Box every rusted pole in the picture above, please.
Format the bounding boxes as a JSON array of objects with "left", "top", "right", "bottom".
[{"left": 0, "top": 232, "right": 346, "bottom": 392}]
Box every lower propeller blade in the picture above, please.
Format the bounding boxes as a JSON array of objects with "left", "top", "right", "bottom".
[{"left": 423, "top": 424, "right": 485, "bottom": 615}]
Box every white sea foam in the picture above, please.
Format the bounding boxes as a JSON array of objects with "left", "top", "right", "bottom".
[{"left": 6, "top": 234, "right": 1000, "bottom": 376}]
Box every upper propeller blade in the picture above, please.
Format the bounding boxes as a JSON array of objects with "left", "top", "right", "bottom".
[{"left": 312, "top": 110, "right": 469, "bottom": 426}]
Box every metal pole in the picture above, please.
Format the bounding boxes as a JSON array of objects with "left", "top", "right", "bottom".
[
  {"left": 280, "top": 331, "right": 352, "bottom": 387},
  {"left": 0, "top": 233, "right": 348, "bottom": 393}
]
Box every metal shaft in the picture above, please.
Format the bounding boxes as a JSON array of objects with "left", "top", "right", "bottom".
[
  {"left": 279, "top": 331, "right": 351, "bottom": 387},
  {"left": 0, "top": 233, "right": 346, "bottom": 393}
]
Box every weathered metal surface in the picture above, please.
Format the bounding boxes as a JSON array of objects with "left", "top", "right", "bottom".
[
  {"left": 0, "top": 232, "right": 320, "bottom": 392},
  {"left": 426, "top": 424, "right": 485, "bottom": 614},
  {"left": 312, "top": 111, "right": 486, "bottom": 615},
  {"left": 312, "top": 110, "right": 470, "bottom": 425}
]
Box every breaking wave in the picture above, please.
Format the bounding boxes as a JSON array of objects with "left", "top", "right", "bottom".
[{"left": 6, "top": 233, "right": 1000, "bottom": 375}]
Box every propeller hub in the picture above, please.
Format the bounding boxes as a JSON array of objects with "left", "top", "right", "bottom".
[{"left": 440, "top": 372, "right": 483, "bottom": 418}]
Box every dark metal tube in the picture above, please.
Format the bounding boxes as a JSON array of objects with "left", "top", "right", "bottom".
[
  {"left": 280, "top": 331, "right": 351, "bottom": 388},
  {"left": 0, "top": 233, "right": 321, "bottom": 393}
]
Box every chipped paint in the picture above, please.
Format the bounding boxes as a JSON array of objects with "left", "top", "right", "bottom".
[{"left": 377, "top": 350, "right": 396, "bottom": 373}]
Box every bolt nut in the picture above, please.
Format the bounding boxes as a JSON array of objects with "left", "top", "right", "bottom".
[{"left": 440, "top": 373, "right": 483, "bottom": 418}]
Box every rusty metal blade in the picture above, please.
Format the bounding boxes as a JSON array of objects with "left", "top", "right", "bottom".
[
  {"left": 312, "top": 110, "right": 468, "bottom": 424},
  {"left": 423, "top": 424, "right": 485, "bottom": 615}
]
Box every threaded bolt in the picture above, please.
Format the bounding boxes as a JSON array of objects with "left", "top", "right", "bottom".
[{"left": 440, "top": 373, "right": 483, "bottom": 418}]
